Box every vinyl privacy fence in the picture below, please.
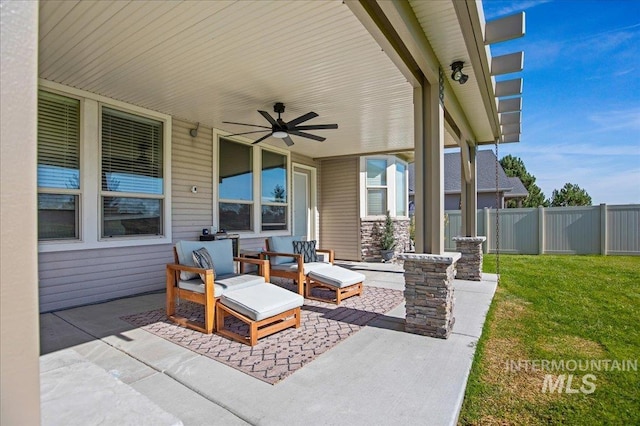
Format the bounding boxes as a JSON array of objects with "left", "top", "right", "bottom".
[{"left": 444, "top": 204, "right": 640, "bottom": 255}]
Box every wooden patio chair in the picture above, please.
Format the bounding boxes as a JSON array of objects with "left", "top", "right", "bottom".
[
  {"left": 262, "top": 236, "right": 334, "bottom": 295},
  {"left": 166, "top": 239, "right": 269, "bottom": 334}
]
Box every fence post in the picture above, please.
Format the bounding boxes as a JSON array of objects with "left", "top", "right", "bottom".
[
  {"left": 484, "top": 207, "right": 490, "bottom": 253},
  {"left": 538, "top": 206, "right": 545, "bottom": 254},
  {"left": 600, "top": 203, "right": 608, "bottom": 255}
]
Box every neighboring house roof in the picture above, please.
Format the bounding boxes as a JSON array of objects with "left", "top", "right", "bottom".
[
  {"left": 409, "top": 150, "right": 527, "bottom": 197},
  {"left": 505, "top": 176, "right": 529, "bottom": 198}
]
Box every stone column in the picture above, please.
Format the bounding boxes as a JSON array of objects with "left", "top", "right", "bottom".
[
  {"left": 452, "top": 236, "right": 486, "bottom": 281},
  {"left": 399, "top": 253, "right": 461, "bottom": 339}
]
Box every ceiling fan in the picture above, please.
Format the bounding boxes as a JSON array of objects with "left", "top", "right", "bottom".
[{"left": 223, "top": 102, "right": 338, "bottom": 147}]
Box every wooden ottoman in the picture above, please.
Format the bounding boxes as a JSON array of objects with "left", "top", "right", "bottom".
[
  {"left": 216, "top": 283, "right": 303, "bottom": 346},
  {"left": 305, "top": 265, "right": 365, "bottom": 305}
]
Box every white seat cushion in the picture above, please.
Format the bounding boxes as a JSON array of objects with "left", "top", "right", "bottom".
[
  {"left": 220, "top": 283, "right": 303, "bottom": 321},
  {"left": 307, "top": 265, "right": 365, "bottom": 288},
  {"left": 271, "top": 261, "right": 330, "bottom": 275},
  {"left": 178, "top": 274, "right": 265, "bottom": 296}
]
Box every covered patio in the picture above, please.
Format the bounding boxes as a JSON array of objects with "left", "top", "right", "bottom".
[
  {"left": 1, "top": 1, "right": 524, "bottom": 423},
  {"left": 40, "top": 264, "right": 498, "bottom": 425}
]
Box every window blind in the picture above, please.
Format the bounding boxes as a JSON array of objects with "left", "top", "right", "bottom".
[
  {"left": 38, "top": 90, "right": 80, "bottom": 189},
  {"left": 367, "top": 188, "right": 387, "bottom": 216},
  {"left": 102, "top": 107, "right": 163, "bottom": 194}
]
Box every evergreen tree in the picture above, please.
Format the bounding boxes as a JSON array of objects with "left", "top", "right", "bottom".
[
  {"left": 500, "top": 155, "right": 549, "bottom": 207},
  {"left": 549, "top": 183, "right": 593, "bottom": 207},
  {"left": 380, "top": 210, "right": 396, "bottom": 250}
]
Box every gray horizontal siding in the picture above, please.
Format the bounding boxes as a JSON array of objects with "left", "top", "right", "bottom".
[
  {"left": 172, "top": 119, "right": 214, "bottom": 242},
  {"left": 38, "top": 118, "right": 211, "bottom": 313},
  {"left": 39, "top": 244, "right": 172, "bottom": 312},
  {"left": 320, "top": 158, "right": 360, "bottom": 260}
]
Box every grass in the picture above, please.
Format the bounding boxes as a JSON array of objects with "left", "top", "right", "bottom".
[{"left": 458, "top": 255, "right": 640, "bottom": 425}]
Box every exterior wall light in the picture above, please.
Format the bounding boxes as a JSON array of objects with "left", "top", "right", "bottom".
[{"left": 450, "top": 61, "right": 469, "bottom": 84}]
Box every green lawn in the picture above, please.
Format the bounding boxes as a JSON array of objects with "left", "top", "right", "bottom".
[{"left": 458, "top": 255, "right": 640, "bottom": 425}]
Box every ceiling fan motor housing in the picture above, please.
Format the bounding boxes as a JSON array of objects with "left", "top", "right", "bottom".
[{"left": 274, "top": 102, "right": 285, "bottom": 114}]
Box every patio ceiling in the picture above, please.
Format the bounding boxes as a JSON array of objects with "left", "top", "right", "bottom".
[{"left": 38, "top": 0, "right": 495, "bottom": 159}]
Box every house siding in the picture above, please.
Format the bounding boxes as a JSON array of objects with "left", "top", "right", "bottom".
[
  {"left": 38, "top": 118, "right": 324, "bottom": 312},
  {"left": 38, "top": 243, "right": 172, "bottom": 313},
  {"left": 38, "top": 117, "right": 202, "bottom": 313},
  {"left": 319, "top": 157, "right": 360, "bottom": 260},
  {"left": 171, "top": 119, "right": 214, "bottom": 242}
]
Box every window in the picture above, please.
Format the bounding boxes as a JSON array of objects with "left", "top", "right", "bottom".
[
  {"left": 101, "top": 107, "right": 164, "bottom": 237},
  {"left": 37, "top": 90, "right": 81, "bottom": 240},
  {"left": 219, "top": 138, "right": 253, "bottom": 231},
  {"left": 366, "top": 159, "right": 387, "bottom": 216},
  {"left": 217, "top": 138, "right": 290, "bottom": 233},
  {"left": 396, "top": 162, "right": 407, "bottom": 216},
  {"left": 361, "top": 156, "right": 408, "bottom": 218},
  {"left": 261, "top": 150, "right": 288, "bottom": 231},
  {"left": 37, "top": 82, "right": 171, "bottom": 251}
]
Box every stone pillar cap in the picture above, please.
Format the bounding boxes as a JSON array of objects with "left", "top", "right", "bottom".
[
  {"left": 452, "top": 236, "right": 487, "bottom": 243},
  {"left": 398, "top": 252, "right": 462, "bottom": 264}
]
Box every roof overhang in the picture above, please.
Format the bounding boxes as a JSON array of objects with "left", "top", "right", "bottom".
[{"left": 38, "top": 1, "right": 523, "bottom": 159}]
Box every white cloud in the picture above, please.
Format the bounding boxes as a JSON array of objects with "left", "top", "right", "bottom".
[
  {"left": 508, "top": 141, "right": 639, "bottom": 157},
  {"left": 588, "top": 108, "right": 640, "bottom": 132},
  {"left": 484, "top": 0, "right": 552, "bottom": 19},
  {"left": 496, "top": 145, "right": 640, "bottom": 204}
]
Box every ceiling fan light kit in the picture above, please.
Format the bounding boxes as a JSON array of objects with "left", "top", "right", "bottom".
[{"left": 223, "top": 102, "right": 338, "bottom": 146}]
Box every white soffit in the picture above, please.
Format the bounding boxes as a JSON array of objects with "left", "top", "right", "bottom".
[
  {"left": 38, "top": 0, "right": 426, "bottom": 158},
  {"left": 409, "top": 0, "right": 495, "bottom": 143}
]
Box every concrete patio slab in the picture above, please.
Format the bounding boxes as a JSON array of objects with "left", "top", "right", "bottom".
[
  {"left": 41, "top": 350, "right": 181, "bottom": 426},
  {"left": 39, "top": 264, "right": 498, "bottom": 426},
  {"left": 131, "top": 372, "right": 250, "bottom": 425}
]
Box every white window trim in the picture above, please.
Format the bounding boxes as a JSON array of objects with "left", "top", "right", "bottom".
[
  {"left": 38, "top": 80, "right": 172, "bottom": 253},
  {"left": 359, "top": 155, "right": 409, "bottom": 219},
  {"left": 292, "top": 163, "right": 318, "bottom": 243},
  {"left": 214, "top": 131, "right": 292, "bottom": 238}
]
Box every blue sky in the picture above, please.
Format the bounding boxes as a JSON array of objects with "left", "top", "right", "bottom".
[{"left": 482, "top": 0, "right": 640, "bottom": 204}]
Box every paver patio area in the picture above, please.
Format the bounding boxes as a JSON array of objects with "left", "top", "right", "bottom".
[{"left": 40, "top": 262, "right": 497, "bottom": 426}]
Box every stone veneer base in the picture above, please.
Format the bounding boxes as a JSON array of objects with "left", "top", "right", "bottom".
[{"left": 399, "top": 252, "right": 461, "bottom": 339}]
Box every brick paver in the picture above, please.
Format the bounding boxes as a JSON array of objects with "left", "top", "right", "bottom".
[{"left": 122, "top": 281, "right": 403, "bottom": 384}]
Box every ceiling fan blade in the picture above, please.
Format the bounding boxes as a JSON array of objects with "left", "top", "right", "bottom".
[
  {"left": 286, "top": 111, "right": 318, "bottom": 127},
  {"left": 287, "top": 130, "right": 326, "bottom": 142},
  {"left": 226, "top": 130, "right": 270, "bottom": 137},
  {"left": 291, "top": 123, "right": 338, "bottom": 131},
  {"left": 223, "top": 121, "right": 271, "bottom": 129},
  {"left": 251, "top": 133, "right": 273, "bottom": 145},
  {"left": 258, "top": 110, "right": 278, "bottom": 126},
  {"left": 283, "top": 135, "right": 295, "bottom": 147}
]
